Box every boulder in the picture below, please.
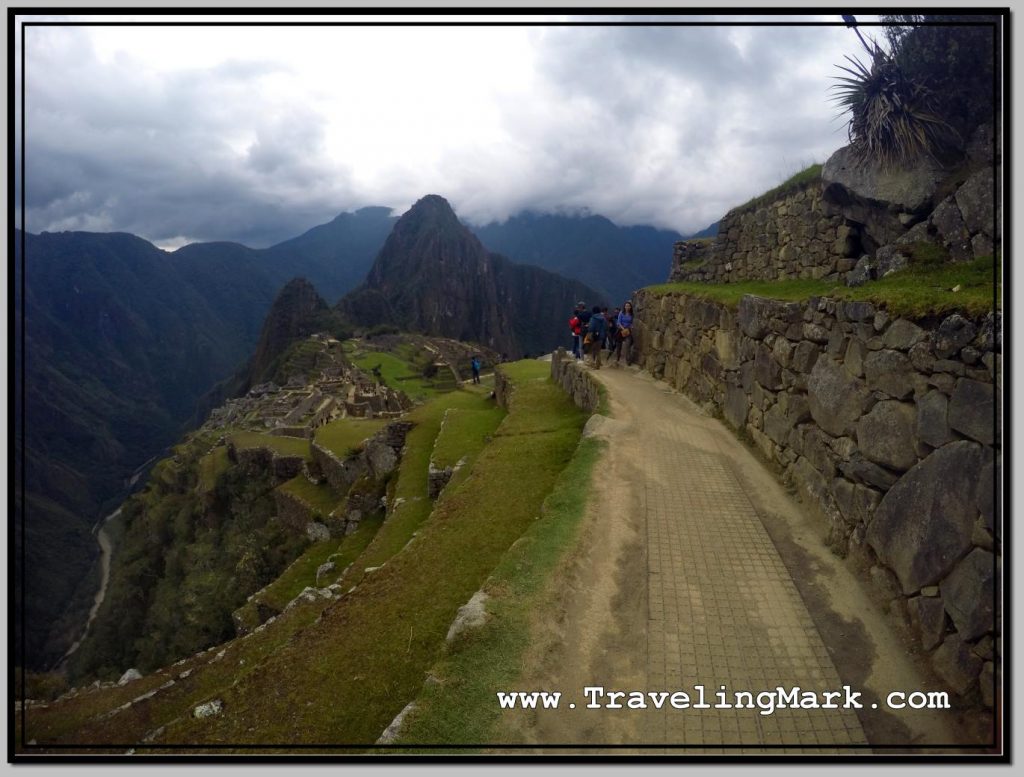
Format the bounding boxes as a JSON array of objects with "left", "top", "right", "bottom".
[
  {"left": 930, "top": 196, "right": 971, "bottom": 252},
  {"left": 931, "top": 635, "right": 983, "bottom": 696},
  {"left": 916, "top": 390, "right": 954, "bottom": 449},
  {"left": 908, "top": 595, "right": 947, "bottom": 651},
  {"left": 843, "top": 338, "right": 866, "bottom": 377},
  {"left": 365, "top": 438, "right": 399, "bottom": 479},
  {"left": 822, "top": 143, "right": 946, "bottom": 213},
  {"left": 193, "top": 699, "right": 224, "bottom": 719},
  {"left": 446, "top": 590, "right": 490, "bottom": 642},
  {"left": 939, "top": 548, "right": 995, "bottom": 642},
  {"left": 807, "top": 356, "right": 871, "bottom": 437},
  {"left": 790, "top": 341, "right": 820, "bottom": 374},
  {"left": 867, "top": 441, "right": 987, "bottom": 594},
  {"left": 874, "top": 245, "right": 909, "bottom": 277},
  {"left": 118, "top": 668, "right": 143, "bottom": 686},
  {"left": 948, "top": 378, "right": 995, "bottom": 445},
  {"left": 306, "top": 521, "right": 331, "bottom": 542},
  {"left": 863, "top": 349, "right": 914, "bottom": 399},
  {"left": 315, "top": 560, "right": 336, "bottom": 587},
  {"left": 955, "top": 167, "right": 996, "bottom": 237}
]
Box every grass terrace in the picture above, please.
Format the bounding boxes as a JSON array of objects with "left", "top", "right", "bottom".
[
  {"left": 648, "top": 255, "right": 999, "bottom": 319},
  {"left": 314, "top": 417, "right": 388, "bottom": 458},
  {"left": 229, "top": 431, "right": 313, "bottom": 460}
]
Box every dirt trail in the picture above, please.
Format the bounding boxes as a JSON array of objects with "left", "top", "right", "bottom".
[
  {"left": 60, "top": 508, "right": 120, "bottom": 664},
  {"left": 505, "top": 362, "right": 962, "bottom": 753}
]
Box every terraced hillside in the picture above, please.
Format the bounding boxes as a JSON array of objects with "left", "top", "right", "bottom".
[{"left": 19, "top": 361, "right": 588, "bottom": 750}]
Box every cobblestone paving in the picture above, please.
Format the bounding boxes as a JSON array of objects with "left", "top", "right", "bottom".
[{"left": 599, "top": 367, "right": 869, "bottom": 753}]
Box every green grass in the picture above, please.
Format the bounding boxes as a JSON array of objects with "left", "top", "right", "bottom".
[
  {"left": 256, "top": 515, "right": 385, "bottom": 613},
  {"left": 229, "top": 432, "right": 312, "bottom": 460},
  {"left": 147, "top": 360, "right": 585, "bottom": 746},
  {"left": 647, "top": 256, "right": 999, "bottom": 319},
  {"left": 277, "top": 475, "right": 345, "bottom": 516},
  {"left": 350, "top": 350, "right": 440, "bottom": 401},
  {"left": 357, "top": 388, "right": 503, "bottom": 571},
  {"left": 431, "top": 408, "right": 506, "bottom": 470},
  {"left": 196, "top": 447, "right": 230, "bottom": 494},
  {"left": 736, "top": 163, "right": 822, "bottom": 213},
  {"left": 394, "top": 436, "right": 605, "bottom": 747},
  {"left": 313, "top": 418, "right": 388, "bottom": 458}
]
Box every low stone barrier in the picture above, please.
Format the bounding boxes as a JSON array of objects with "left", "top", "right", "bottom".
[
  {"left": 549, "top": 348, "right": 602, "bottom": 412},
  {"left": 634, "top": 288, "right": 1000, "bottom": 709}
]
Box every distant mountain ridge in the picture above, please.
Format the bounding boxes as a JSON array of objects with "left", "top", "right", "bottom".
[
  {"left": 472, "top": 211, "right": 683, "bottom": 305},
  {"left": 339, "top": 195, "right": 605, "bottom": 357}
]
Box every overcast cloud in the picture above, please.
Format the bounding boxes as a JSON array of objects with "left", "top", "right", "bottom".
[{"left": 16, "top": 14, "right": 879, "bottom": 248}]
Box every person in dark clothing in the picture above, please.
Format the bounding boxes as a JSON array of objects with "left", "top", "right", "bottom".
[
  {"left": 471, "top": 355, "right": 481, "bottom": 384},
  {"left": 585, "top": 305, "right": 606, "bottom": 368},
  {"left": 606, "top": 307, "right": 620, "bottom": 352},
  {"left": 614, "top": 301, "right": 635, "bottom": 365}
]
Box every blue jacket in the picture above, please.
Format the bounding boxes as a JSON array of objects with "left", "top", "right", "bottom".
[{"left": 587, "top": 314, "right": 606, "bottom": 339}]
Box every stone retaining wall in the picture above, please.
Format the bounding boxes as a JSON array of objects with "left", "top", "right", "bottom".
[
  {"left": 633, "top": 288, "right": 1000, "bottom": 708},
  {"left": 672, "top": 181, "right": 861, "bottom": 285},
  {"left": 549, "top": 348, "right": 603, "bottom": 412}
]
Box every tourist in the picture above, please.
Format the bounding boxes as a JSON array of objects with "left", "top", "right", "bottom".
[
  {"left": 569, "top": 303, "right": 585, "bottom": 360},
  {"left": 471, "top": 355, "right": 481, "bottom": 384},
  {"left": 585, "top": 305, "right": 606, "bottom": 368},
  {"left": 606, "top": 307, "right": 620, "bottom": 353},
  {"left": 615, "top": 301, "right": 635, "bottom": 365}
]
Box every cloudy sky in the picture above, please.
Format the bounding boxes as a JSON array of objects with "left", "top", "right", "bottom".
[{"left": 16, "top": 12, "right": 883, "bottom": 248}]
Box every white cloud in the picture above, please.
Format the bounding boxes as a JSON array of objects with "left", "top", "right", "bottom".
[{"left": 19, "top": 14, "right": 887, "bottom": 244}]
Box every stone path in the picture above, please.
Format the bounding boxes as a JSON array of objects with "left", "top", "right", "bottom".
[
  {"left": 639, "top": 387, "right": 866, "bottom": 751},
  {"left": 509, "top": 360, "right": 960, "bottom": 753}
]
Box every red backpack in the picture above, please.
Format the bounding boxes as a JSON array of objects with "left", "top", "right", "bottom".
[{"left": 569, "top": 316, "right": 582, "bottom": 335}]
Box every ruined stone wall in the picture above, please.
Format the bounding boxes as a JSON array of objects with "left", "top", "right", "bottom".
[
  {"left": 633, "top": 289, "right": 1000, "bottom": 708},
  {"left": 549, "top": 348, "right": 603, "bottom": 413},
  {"left": 671, "top": 181, "right": 861, "bottom": 284}
]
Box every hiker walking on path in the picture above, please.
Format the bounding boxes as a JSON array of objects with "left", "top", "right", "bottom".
[
  {"left": 585, "top": 305, "right": 606, "bottom": 368},
  {"left": 470, "top": 355, "right": 481, "bottom": 384},
  {"left": 614, "top": 301, "right": 635, "bottom": 365}
]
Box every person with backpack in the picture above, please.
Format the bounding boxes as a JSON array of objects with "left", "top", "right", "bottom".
[
  {"left": 584, "top": 305, "right": 606, "bottom": 368},
  {"left": 470, "top": 355, "right": 482, "bottom": 384}
]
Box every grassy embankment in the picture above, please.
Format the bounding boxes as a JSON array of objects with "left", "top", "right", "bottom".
[
  {"left": 155, "top": 360, "right": 585, "bottom": 746},
  {"left": 649, "top": 255, "right": 999, "bottom": 319},
  {"left": 23, "top": 363, "right": 581, "bottom": 750}
]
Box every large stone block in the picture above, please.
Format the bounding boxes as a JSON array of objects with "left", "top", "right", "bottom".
[
  {"left": 883, "top": 319, "right": 928, "bottom": 351},
  {"left": 791, "top": 341, "right": 820, "bottom": 374},
  {"left": 857, "top": 400, "right": 918, "bottom": 471},
  {"left": 807, "top": 355, "right": 870, "bottom": 437},
  {"left": 844, "top": 337, "right": 866, "bottom": 377},
  {"left": 908, "top": 595, "right": 947, "bottom": 651},
  {"left": 803, "top": 429, "right": 838, "bottom": 479},
  {"left": 754, "top": 344, "right": 784, "bottom": 390},
  {"left": 723, "top": 383, "right": 749, "bottom": 430},
  {"left": 715, "top": 329, "right": 740, "bottom": 370},
  {"left": 867, "top": 441, "right": 987, "bottom": 594},
  {"left": 863, "top": 349, "right": 915, "bottom": 400},
  {"left": 948, "top": 378, "right": 995, "bottom": 445},
  {"left": 832, "top": 477, "right": 881, "bottom": 528},
  {"left": 916, "top": 390, "right": 954, "bottom": 449},
  {"left": 940, "top": 548, "right": 995, "bottom": 642},
  {"left": 931, "top": 634, "right": 984, "bottom": 696},
  {"left": 738, "top": 295, "right": 777, "bottom": 339},
  {"left": 933, "top": 314, "right": 977, "bottom": 360}
]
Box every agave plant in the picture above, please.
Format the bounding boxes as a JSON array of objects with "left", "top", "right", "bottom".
[{"left": 831, "top": 40, "right": 959, "bottom": 169}]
